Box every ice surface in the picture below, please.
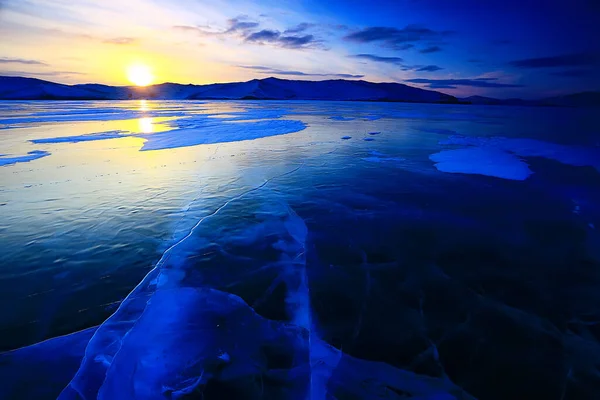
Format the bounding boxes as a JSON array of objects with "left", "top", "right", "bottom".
[
  {"left": 430, "top": 147, "right": 533, "bottom": 180},
  {"left": 138, "top": 119, "right": 307, "bottom": 150},
  {"left": 3, "top": 101, "right": 600, "bottom": 400},
  {"left": 31, "top": 130, "right": 128, "bottom": 144},
  {"left": 0, "top": 150, "right": 50, "bottom": 166},
  {"left": 329, "top": 116, "right": 355, "bottom": 121},
  {"left": 0, "top": 327, "right": 96, "bottom": 399},
  {"left": 0, "top": 110, "right": 185, "bottom": 126},
  {"left": 25, "top": 108, "right": 307, "bottom": 153},
  {"left": 362, "top": 151, "right": 405, "bottom": 163}
]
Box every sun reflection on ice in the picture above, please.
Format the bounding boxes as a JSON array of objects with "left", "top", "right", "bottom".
[
  {"left": 138, "top": 99, "right": 149, "bottom": 112},
  {"left": 138, "top": 117, "right": 154, "bottom": 133}
]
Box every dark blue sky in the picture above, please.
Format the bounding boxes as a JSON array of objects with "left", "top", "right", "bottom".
[
  {"left": 303, "top": 0, "right": 600, "bottom": 97},
  {"left": 1, "top": 0, "right": 599, "bottom": 98}
]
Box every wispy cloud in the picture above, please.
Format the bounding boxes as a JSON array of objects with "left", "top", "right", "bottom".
[
  {"left": 414, "top": 65, "right": 443, "bottom": 72},
  {"left": 284, "top": 23, "right": 315, "bottom": 34},
  {"left": 173, "top": 17, "right": 259, "bottom": 37},
  {"left": 509, "top": 52, "right": 600, "bottom": 68},
  {"left": 0, "top": 70, "right": 85, "bottom": 78},
  {"left": 246, "top": 29, "right": 280, "bottom": 42},
  {"left": 240, "top": 65, "right": 363, "bottom": 78},
  {"left": 405, "top": 77, "right": 523, "bottom": 89},
  {"left": 344, "top": 25, "right": 453, "bottom": 50},
  {"left": 225, "top": 17, "right": 260, "bottom": 33},
  {"left": 350, "top": 54, "right": 404, "bottom": 65},
  {"left": 0, "top": 57, "right": 47, "bottom": 66},
  {"left": 419, "top": 45, "right": 442, "bottom": 54},
  {"left": 245, "top": 30, "right": 319, "bottom": 49},
  {"left": 172, "top": 25, "right": 205, "bottom": 34},
  {"left": 349, "top": 54, "right": 442, "bottom": 72},
  {"left": 173, "top": 16, "right": 320, "bottom": 49},
  {"left": 549, "top": 69, "right": 596, "bottom": 77},
  {"left": 103, "top": 37, "right": 137, "bottom": 45}
]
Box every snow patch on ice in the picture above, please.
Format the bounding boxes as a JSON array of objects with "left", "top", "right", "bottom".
[
  {"left": 431, "top": 134, "right": 600, "bottom": 180},
  {"left": 441, "top": 135, "right": 600, "bottom": 171},
  {"left": 138, "top": 119, "right": 306, "bottom": 151},
  {"left": 430, "top": 147, "right": 533, "bottom": 180},
  {"left": 0, "top": 150, "right": 50, "bottom": 166}
]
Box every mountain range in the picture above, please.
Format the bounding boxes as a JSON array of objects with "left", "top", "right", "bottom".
[{"left": 1, "top": 76, "right": 598, "bottom": 107}]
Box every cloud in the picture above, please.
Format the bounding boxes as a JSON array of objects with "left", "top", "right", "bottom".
[
  {"left": 244, "top": 30, "right": 318, "bottom": 49},
  {"left": 239, "top": 65, "right": 363, "bottom": 78},
  {"left": 278, "top": 34, "right": 315, "bottom": 48},
  {"left": 509, "top": 52, "right": 600, "bottom": 68},
  {"left": 0, "top": 57, "right": 47, "bottom": 66},
  {"left": 246, "top": 29, "right": 280, "bottom": 42},
  {"left": 549, "top": 69, "right": 596, "bottom": 77},
  {"left": 284, "top": 23, "right": 315, "bottom": 34},
  {"left": 103, "top": 37, "right": 137, "bottom": 45},
  {"left": 173, "top": 17, "right": 259, "bottom": 37},
  {"left": 174, "top": 17, "right": 320, "bottom": 49},
  {"left": 405, "top": 78, "right": 523, "bottom": 89},
  {"left": 400, "top": 64, "right": 444, "bottom": 72},
  {"left": 416, "top": 65, "right": 444, "bottom": 72},
  {"left": 0, "top": 70, "right": 85, "bottom": 78},
  {"left": 225, "top": 17, "right": 260, "bottom": 33},
  {"left": 172, "top": 25, "right": 204, "bottom": 33},
  {"left": 419, "top": 45, "right": 442, "bottom": 54},
  {"left": 350, "top": 54, "right": 404, "bottom": 65},
  {"left": 349, "top": 54, "right": 443, "bottom": 72},
  {"left": 344, "top": 25, "right": 452, "bottom": 50}
]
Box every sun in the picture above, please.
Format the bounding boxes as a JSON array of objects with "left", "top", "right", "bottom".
[{"left": 127, "top": 64, "right": 154, "bottom": 86}]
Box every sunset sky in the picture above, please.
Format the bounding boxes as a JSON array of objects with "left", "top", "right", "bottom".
[{"left": 1, "top": 0, "right": 599, "bottom": 98}]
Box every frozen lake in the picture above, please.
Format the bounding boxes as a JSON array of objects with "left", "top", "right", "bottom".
[{"left": 1, "top": 100, "right": 600, "bottom": 399}]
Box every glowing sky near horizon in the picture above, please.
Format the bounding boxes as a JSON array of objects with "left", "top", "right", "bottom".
[{"left": 0, "top": 0, "right": 598, "bottom": 98}]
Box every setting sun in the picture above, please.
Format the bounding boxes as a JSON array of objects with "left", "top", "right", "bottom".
[{"left": 126, "top": 64, "right": 154, "bottom": 87}]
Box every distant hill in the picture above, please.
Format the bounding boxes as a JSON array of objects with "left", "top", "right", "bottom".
[
  {"left": 538, "top": 92, "right": 600, "bottom": 107},
  {"left": 461, "top": 95, "right": 503, "bottom": 105},
  {"left": 461, "top": 92, "right": 600, "bottom": 107},
  {"left": 2, "top": 76, "right": 598, "bottom": 106},
  {"left": 0, "top": 76, "right": 457, "bottom": 103}
]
